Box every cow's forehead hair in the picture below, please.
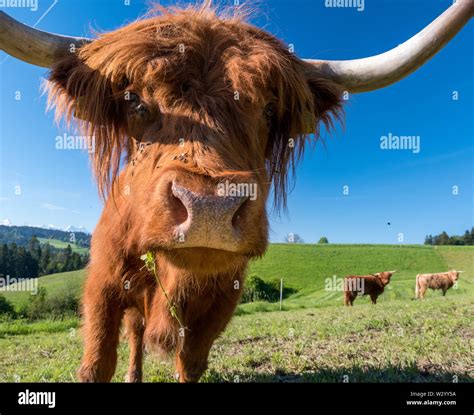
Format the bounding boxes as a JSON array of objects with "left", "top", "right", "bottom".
[{"left": 46, "top": 4, "right": 342, "bottom": 209}]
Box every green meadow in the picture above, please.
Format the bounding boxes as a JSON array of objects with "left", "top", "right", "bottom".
[
  {"left": 37, "top": 238, "right": 89, "bottom": 255},
  {"left": 0, "top": 244, "right": 472, "bottom": 382}
]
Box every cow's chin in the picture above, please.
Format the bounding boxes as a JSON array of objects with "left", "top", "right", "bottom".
[{"left": 153, "top": 245, "right": 264, "bottom": 276}]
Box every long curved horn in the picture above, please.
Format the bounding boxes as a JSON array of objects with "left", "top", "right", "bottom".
[
  {"left": 0, "top": 11, "right": 91, "bottom": 68},
  {"left": 304, "top": 0, "right": 473, "bottom": 93}
]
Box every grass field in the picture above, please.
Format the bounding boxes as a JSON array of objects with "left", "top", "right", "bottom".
[
  {"left": 0, "top": 244, "right": 472, "bottom": 382},
  {"left": 37, "top": 238, "right": 89, "bottom": 255},
  {"left": 1, "top": 269, "right": 85, "bottom": 310}
]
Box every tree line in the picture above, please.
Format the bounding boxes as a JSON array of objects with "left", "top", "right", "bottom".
[
  {"left": 424, "top": 228, "right": 474, "bottom": 246},
  {"left": 0, "top": 225, "right": 90, "bottom": 248},
  {"left": 0, "top": 236, "right": 89, "bottom": 279}
]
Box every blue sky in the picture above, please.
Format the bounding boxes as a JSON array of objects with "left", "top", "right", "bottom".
[{"left": 0, "top": 0, "right": 472, "bottom": 243}]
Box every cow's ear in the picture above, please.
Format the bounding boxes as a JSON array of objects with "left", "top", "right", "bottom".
[
  {"left": 302, "top": 75, "right": 343, "bottom": 135},
  {"left": 73, "top": 97, "right": 90, "bottom": 121},
  {"left": 47, "top": 53, "right": 123, "bottom": 125},
  {"left": 47, "top": 52, "right": 128, "bottom": 199},
  {"left": 264, "top": 72, "right": 343, "bottom": 210},
  {"left": 47, "top": 54, "right": 87, "bottom": 120}
]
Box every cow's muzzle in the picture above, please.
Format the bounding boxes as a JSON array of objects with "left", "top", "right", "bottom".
[{"left": 168, "top": 181, "right": 249, "bottom": 252}]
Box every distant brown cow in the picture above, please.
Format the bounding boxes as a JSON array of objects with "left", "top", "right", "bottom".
[
  {"left": 415, "top": 270, "right": 462, "bottom": 299},
  {"left": 344, "top": 271, "right": 396, "bottom": 306}
]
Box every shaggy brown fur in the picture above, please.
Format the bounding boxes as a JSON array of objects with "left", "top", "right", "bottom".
[
  {"left": 47, "top": 3, "right": 342, "bottom": 208},
  {"left": 344, "top": 272, "right": 394, "bottom": 306},
  {"left": 415, "top": 270, "right": 460, "bottom": 299},
  {"left": 46, "top": 3, "right": 343, "bottom": 382}
]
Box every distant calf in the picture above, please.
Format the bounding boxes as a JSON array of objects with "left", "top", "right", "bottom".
[
  {"left": 344, "top": 271, "right": 395, "bottom": 306},
  {"left": 415, "top": 270, "right": 462, "bottom": 299}
]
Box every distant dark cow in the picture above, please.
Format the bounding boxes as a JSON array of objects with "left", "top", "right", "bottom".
[
  {"left": 415, "top": 270, "right": 462, "bottom": 299},
  {"left": 344, "top": 271, "right": 396, "bottom": 306}
]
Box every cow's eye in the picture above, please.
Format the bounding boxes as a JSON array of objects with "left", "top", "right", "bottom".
[
  {"left": 264, "top": 102, "right": 275, "bottom": 119},
  {"left": 124, "top": 92, "right": 157, "bottom": 141},
  {"left": 125, "top": 92, "right": 149, "bottom": 118}
]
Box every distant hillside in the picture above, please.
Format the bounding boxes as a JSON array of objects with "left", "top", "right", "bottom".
[
  {"left": 0, "top": 226, "right": 91, "bottom": 248},
  {"left": 244, "top": 244, "right": 473, "bottom": 312},
  {"left": 37, "top": 238, "right": 89, "bottom": 255},
  {"left": 3, "top": 244, "right": 472, "bottom": 313}
]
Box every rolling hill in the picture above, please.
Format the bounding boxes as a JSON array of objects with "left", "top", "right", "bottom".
[
  {"left": 0, "top": 225, "right": 90, "bottom": 248},
  {"left": 37, "top": 238, "right": 89, "bottom": 255},
  {"left": 2, "top": 244, "right": 472, "bottom": 312}
]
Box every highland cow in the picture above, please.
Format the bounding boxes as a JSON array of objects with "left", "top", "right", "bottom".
[
  {"left": 0, "top": 1, "right": 471, "bottom": 382},
  {"left": 344, "top": 271, "right": 396, "bottom": 306},
  {"left": 415, "top": 270, "right": 462, "bottom": 299}
]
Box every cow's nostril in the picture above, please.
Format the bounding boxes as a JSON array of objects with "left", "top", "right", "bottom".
[
  {"left": 169, "top": 184, "right": 189, "bottom": 225},
  {"left": 170, "top": 180, "right": 250, "bottom": 248},
  {"left": 232, "top": 197, "right": 249, "bottom": 229}
]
